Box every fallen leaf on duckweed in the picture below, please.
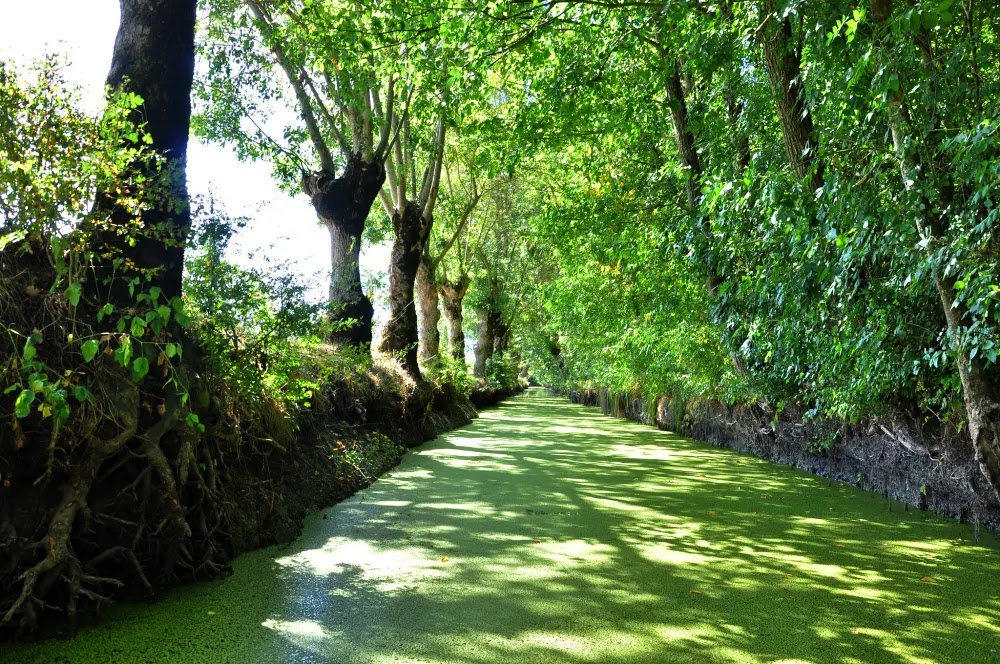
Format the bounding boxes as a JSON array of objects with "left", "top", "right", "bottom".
[
  {"left": 533, "top": 540, "right": 541, "bottom": 544},
  {"left": 920, "top": 575, "right": 936, "bottom": 583},
  {"left": 440, "top": 557, "right": 449, "bottom": 563},
  {"left": 708, "top": 511, "right": 717, "bottom": 516},
  {"left": 786, "top": 573, "right": 795, "bottom": 578},
  {"left": 835, "top": 543, "right": 845, "bottom": 548},
  {"left": 690, "top": 590, "right": 703, "bottom": 595},
  {"left": 405, "top": 535, "right": 412, "bottom": 540},
  {"left": 851, "top": 628, "right": 860, "bottom": 635},
  {"left": 207, "top": 611, "right": 216, "bottom": 616}
]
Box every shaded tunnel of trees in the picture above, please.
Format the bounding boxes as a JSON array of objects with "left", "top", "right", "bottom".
[{"left": 2, "top": 0, "right": 1000, "bottom": 638}]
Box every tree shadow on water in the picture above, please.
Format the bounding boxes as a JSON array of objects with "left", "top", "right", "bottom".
[{"left": 5, "top": 391, "right": 999, "bottom": 663}]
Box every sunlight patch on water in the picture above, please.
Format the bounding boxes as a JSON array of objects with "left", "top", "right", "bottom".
[
  {"left": 274, "top": 538, "right": 445, "bottom": 589},
  {"left": 635, "top": 543, "right": 717, "bottom": 566},
  {"left": 262, "top": 618, "right": 331, "bottom": 640}
]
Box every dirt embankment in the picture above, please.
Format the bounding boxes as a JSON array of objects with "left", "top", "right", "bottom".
[
  {"left": 568, "top": 388, "right": 1000, "bottom": 533},
  {"left": 229, "top": 381, "right": 523, "bottom": 553}
]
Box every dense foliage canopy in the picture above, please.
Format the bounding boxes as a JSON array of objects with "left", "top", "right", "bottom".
[{"left": 3, "top": 0, "right": 1000, "bottom": 634}]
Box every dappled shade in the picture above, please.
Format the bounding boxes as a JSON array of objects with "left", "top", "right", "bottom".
[{"left": 6, "top": 391, "right": 999, "bottom": 663}]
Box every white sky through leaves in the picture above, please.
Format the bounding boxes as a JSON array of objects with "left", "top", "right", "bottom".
[{"left": 0, "top": 1, "right": 390, "bottom": 307}]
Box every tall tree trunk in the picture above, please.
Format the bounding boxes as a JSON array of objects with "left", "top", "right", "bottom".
[
  {"left": 871, "top": 0, "right": 1000, "bottom": 501},
  {"left": 725, "top": 85, "right": 752, "bottom": 172},
  {"left": 440, "top": 275, "right": 470, "bottom": 365},
  {"left": 378, "top": 201, "right": 426, "bottom": 379},
  {"left": 416, "top": 254, "right": 441, "bottom": 369},
  {"left": 757, "top": 0, "right": 824, "bottom": 190},
  {"left": 664, "top": 54, "right": 747, "bottom": 375},
  {"left": 302, "top": 155, "right": 384, "bottom": 349},
  {"left": 664, "top": 60, "right": 703, "bottom": 217},
  {"left": 473, "top": 309, "right": 499, "bottom": 379},
  {"left": 92, "top": 0, "right": 197, "bottom": 306}
]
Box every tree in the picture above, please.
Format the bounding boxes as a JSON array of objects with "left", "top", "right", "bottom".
[
  {"left": 90, "top": 0, "right": 198, "bottom": 306},
  {"left": 1, "top": 1, "right": 205, "bottom": 631},
  {"left": 416, "top": 142, "right": 492, "bottom": 369},
  {"left": 200, "top": 0, "right": 404, "bottom": 350},
  {"left": 376, "top": 99, "right": 446, "bottom": 380},
  {"left": 868, "top": 0, "right": 1000, "bottom": 499}
]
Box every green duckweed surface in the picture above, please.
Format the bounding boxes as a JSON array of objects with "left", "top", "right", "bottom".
[{"left": 4, "top": 389, "right": 1000, "bottom": 663}]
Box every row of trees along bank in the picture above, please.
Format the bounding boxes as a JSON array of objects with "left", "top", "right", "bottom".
[
  {"left": 0, "top": 0, "right": 528, "bottom": 635},
  {"left": 504, "top": 0, "right": 1000, "bottom": 514},
  {"left": 3, "top": 0, "right": 1000, "bottom": 635}
]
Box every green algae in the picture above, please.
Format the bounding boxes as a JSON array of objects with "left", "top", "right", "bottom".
[{"left": 3, "top": 389, "right": 999, "bottom": 663}]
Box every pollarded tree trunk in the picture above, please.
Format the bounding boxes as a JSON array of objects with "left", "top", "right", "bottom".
[
  {"left": 441, "top": 275, "right": 470, "bottom": 364},
  {"left": 93, "top": 0, "right": 197, "bottom": 306},
  {"left": 871, "top": 0, "right": 1000, "bottom": 502},
  {"left": 416, "top": 254, "right": 441, "bottom": 369},
  {"left": 757, "top": 0, "right": 824, "bottom": 191},
  {"left": 473, "top": 309, "right": 500, "bottom": 378},
  {"left": 379, "top": 201, "right": 426, "bottom": 379},
  {"left": 302, "top": 155, "right": 384, "bottom": 349}
]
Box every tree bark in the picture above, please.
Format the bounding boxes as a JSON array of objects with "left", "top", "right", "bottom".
[
  {"left": 757, "top": 0, "right": 824, "bottom": 190},
  {"left": 378, "top": 201, "right": 426, "bottom": 379},
  {"left": 302, "top": 154, "right": 384, "bottom": 349},
  {"left": 663, "top": 53, "right": 748, "bottom": 375},
  {"left": 473, "top": 309, "right": 500, "bottom": 378},
  {"left": 664, "top": 61, "right": 703, "bottom": 215},
  {"left": 92, "top": 0, "right": 197, "bottom": 306},
  {"left": 871, "top": 0, "right": 1000, "bottom": 501},
  {"left": 416, "top": 254, "right": 441, "bottom": 369},
  {"left": 441, "top": 275, "right": 470, "bottom": 365}
]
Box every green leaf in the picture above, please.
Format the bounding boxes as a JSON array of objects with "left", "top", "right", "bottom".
[
  {"left": 130, "top": 316, "right": 146, "bottom": 338},
  {"left": 131, "top": 356, "right": 150, "bottom": 382},
  {"left": 73, "top": 385, "right": 92, "bottom": 402},
  {"left": 81, "top": 339, "right": 99, "bottom": 362},
  {"left": 185, "top": 412, "right": 205, "bottom": 431},
  {"left": 65, "top": 282, "right": 82, "bottom": 307},
  {"left": 97, "top": 303, "right": 114, "bottom": 322},
  {"left": 50, "top": 236, "right": 67, "bottom": 275},
  {"left": 164, "top": 343, "right": 179, "bottom": 359},
  {"left": 114, "top": 336, "right": 134, "bottom": 368},
  {"left": 15, "top": 389, "right": 35, "bottom": 418},
  {"left": 22, "top": 340, "right": 36, "bottom": 363}
]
